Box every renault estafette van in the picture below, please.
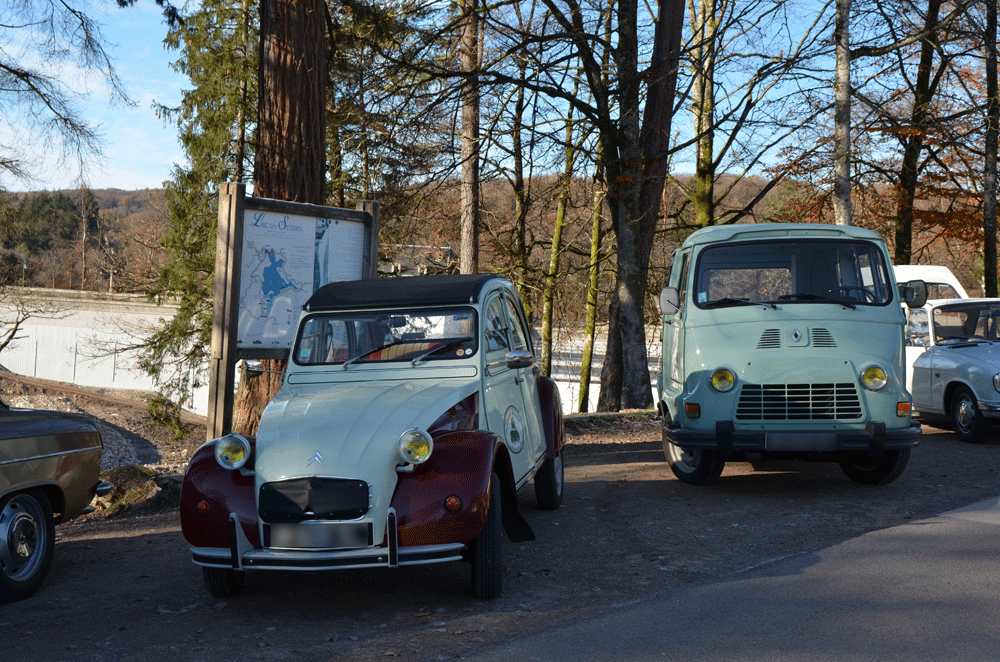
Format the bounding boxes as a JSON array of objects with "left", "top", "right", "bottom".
[{"left": 658, "top": 223, "right": 926, "bottom": 485}]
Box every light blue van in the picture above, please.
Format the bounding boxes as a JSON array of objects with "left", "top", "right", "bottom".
[{"left": 658, "top": 223, "right": 926, "bottom": 485}]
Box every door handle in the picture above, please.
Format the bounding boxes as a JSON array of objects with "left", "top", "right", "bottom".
[{"left": 515, "top": 376, "right": 524, "bottom": 384}]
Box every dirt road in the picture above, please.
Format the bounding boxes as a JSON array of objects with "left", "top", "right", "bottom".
[{"left": 1, "top": 377, "right": 997, "bottom": 662}]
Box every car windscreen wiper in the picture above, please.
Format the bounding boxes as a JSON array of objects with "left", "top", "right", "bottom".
[
  {"left": 941, "top": 335, "right": 990, "bottom": 346},
  {"left": 342, "top": 340, "right": 405, "bottom": 369},
  {"left": 778, "top": 293, "right": 855, "bottom": 310},
  {"left": 410, "top": 337, "right": 474, "bottom": 366},
  {"left": 703, "top": 297, "right": 777, "bottom": 310}
]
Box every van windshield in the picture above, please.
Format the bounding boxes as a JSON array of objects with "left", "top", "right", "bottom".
[{"left": 694, "top": 239, "right": 893, "bottom": 308}]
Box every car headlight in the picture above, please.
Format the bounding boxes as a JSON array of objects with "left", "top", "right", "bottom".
[
  {"left": 710, "top": 368, "right": 736, "bottom": 393},
  {"left": 398, "top": 428, "right": 433, "bottom": 464},
  {"left": 214, "top": 434, "right": 252, "bottom": 470},
  {"left": 860, "top": 365, "right": 888, "bottom": 391},
  {"left": 993, "top": 374, "right": 1000, "bottom": 392}
]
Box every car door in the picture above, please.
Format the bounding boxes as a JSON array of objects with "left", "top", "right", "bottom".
[{"left": 481, "top": 290, "right": 541, "bottom": 486}]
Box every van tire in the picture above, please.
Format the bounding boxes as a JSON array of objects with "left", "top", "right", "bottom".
[
  {"left": 665, "top": 445, "right": 725, "bottom": 485},
  {"left": 839, "top": 448, "right": 910, "bottom": 485}
]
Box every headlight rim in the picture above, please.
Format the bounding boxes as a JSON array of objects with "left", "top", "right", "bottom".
[
  {"left": 709, "top": 367, "right": 737, "bottom": 393},
  {"left": 214, "top": 433, "right": 252, "bottom": 470},
  {"left": 860, "top": 364, "right": 889, "bottom": 391},
  {"left": 398, "top": 428, "right": 434, "bottom": 465}
]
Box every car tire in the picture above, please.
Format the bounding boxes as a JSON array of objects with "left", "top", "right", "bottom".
[
  {"left": 470, "top": 474, "right": 502, "bottom": 599},
  {"left": 202, "top": 566, "right": 246, "bottom": 598},
  {"left": 839, "top": 448, "right": 911, "bottom": 485},
  {"left": 534, "top": 454, "right": 563, "bottom": 510},
  {"left": 950, "top": 386, "right": 990, "bottom": 443},
  {"left": 665, "top": 444, "right": 725, "bottom": 485},
  {"left": 0, "top": 489, "right": 55, "bottom": 603}
]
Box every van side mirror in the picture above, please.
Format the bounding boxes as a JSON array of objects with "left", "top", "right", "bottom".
[
  {"left": 243, "top": 359, "right": 264, "bottom": 378},
  {"left": 659, "top": 287, "right": 680, "bottom": 315},
  {"left": 900, "top": 279, "right": 927, "bottom": 309}
]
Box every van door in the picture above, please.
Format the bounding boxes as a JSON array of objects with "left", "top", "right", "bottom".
[{"left": 663, "top": 250, "right": 690, "bottom": 398}]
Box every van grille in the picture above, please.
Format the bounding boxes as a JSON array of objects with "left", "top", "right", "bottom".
[
  {"left": 736, "top": 383, "right": 862, "bottom": 420},
  {"left": 755, "top": 328, "right": 837, "bottom": 348},
  {"left": 756, "top": 329, "right": 781, "bottom": 348}
]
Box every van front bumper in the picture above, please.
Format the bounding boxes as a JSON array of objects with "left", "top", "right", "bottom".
[{"left": 663, "top": 420, "right": 921, "bottom": 454}]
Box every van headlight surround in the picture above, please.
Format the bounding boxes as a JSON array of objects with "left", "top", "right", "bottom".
[
  {"left": 398, "top": 428, "right": 433, "bottom": 465},
  {"left": 710, "top": 368, "right": 736, "bottom": 393},
  {"left": 214, "top": 434, "right": 252, "bottom": 470},
  {"left": 860, "top": 365, "right": 889, "bottom": 391}
]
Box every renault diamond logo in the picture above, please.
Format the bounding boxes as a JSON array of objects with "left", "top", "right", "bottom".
[
  {"left": 791, "top": 329, "right": 802, "bottom": 343},
  {"left": 307, "top": 451, "right": 324, "bottom": 466}
]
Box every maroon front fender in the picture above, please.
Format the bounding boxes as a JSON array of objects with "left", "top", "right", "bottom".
[{"left": 180, "top": 440, "right": 261, "bottom": 549}]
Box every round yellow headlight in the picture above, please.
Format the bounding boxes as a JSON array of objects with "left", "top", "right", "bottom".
[
  {"left": 861, "top": 365, "right": 888, "bottom": 391},
  {"left": 398, "top": 429, "right": 433, "bottom": 464},
  {"left": 710, "top": 368, "right": 736, "bottom": 392},
  {"left": 214, "top": 434, "right": 251, "bottom": 470}
]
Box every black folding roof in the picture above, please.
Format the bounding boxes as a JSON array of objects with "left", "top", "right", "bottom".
[{"left": 304, "top": 273, "right": 506, "bottom": 311}]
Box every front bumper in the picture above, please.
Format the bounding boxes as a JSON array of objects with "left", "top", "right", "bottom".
[
  {"left": 663, "top": 420, "right": 921, "bottom": 454},
  {"left": 190, "top": 510, "right": 465, "bottom": 572}
]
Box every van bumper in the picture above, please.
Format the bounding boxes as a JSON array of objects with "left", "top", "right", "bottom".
[{"left": 663, "top": 420, "right": 921, "bottom": 454}]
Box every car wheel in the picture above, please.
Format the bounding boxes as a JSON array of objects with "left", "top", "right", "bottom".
[
  {"left": 534, "top": 454, "right": 563, "bottom": 510},
  {"left": 0, "top": 490, "right": 55, "bottom": 603},
  {"left": 951, "top": 386, "right": 990, "bottom": 443},
  {"left": 665, "top": 444, "right": 725, "bottom": 485},
  {"left": 839, "top": 448, "right": 911, "bottom": 485},
  {"left": 202, "top": 566, "right": 246, "bottom": 598},
  {"left": 470, "top": 474, "right": 502, "bottom": 599}
]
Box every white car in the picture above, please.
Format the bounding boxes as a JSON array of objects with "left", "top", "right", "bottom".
[
  {"left": 181, "top": 274, "right": 565, "bottom": 599},
  {"left": 910, "top": 299, "right": 1000, "bottom": 442}
]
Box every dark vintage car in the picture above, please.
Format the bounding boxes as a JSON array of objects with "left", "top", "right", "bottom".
[
  {"left": 0, "top": 395, "right": 112, "bottom": 601},
  {"left": 181, "top": 274, "right": 565, "bottom": 599}
]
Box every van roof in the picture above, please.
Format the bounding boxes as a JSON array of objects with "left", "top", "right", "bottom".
[{"left": 681, "top": 223, "right": 883, "bottom": 249}]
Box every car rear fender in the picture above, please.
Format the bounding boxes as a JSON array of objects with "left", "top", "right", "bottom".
[
  {"left": 535, "top": 375, "right": 565, "bottom": 459},
  {"left": 180, "top": 438, "right": 261, "bottom": 549}
]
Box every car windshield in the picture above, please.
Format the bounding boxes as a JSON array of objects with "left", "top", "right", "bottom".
[
  {"left": 694, "top": 238, "right": 893, "bottom": 308},
  {"left": 293, "top": 307, "right": 478, "bottom": 366},
  {"left": 932, "top": 303, "right": 1000, "bottom": 344}
]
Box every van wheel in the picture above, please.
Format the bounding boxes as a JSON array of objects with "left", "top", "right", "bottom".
[
  {"left": 950, "top": 386, "right": 990, "bottom": 443},
  {"left": 839, "top": 448, "right": 911, "bottom": 485},
  {"left": 470, "top": 475, "right": 502, "bottom": 599},
  {"left": 665, "top": 444, "right": 725, "bottom": 485}
]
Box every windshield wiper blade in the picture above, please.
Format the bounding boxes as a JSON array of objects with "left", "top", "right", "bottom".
[
  {"left": 703, "top": 297, "right": 776, "bottom": 310},
  {"left": 778, "top": 293, "right": 855, "bottom": 310},
  {"left": 411, "top": 336, "right": 474, "bottom": 366},
  {"left": 342, "top": 340, "right": 404, "bottom": 369}
]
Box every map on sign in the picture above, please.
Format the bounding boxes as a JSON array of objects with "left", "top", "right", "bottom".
[{"left": 237, "top": 209, "right": 366, "bottom": 349}]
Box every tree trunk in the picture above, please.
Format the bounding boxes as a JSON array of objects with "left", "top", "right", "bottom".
[
  {"left": 459, "top": 0, "right": 480, "bottom": 274},
  {"left": 578, "top": 184, "right": 605, "bottom": 413},
  {"left": 985, "top": 0, "right": 998, "bottom": 297},
  {"left": 894, "top": 0, "right": 942, "bottom": 265},
  {"left": 833, "top": 0, "right": 852, "bottom": 226},
  {"left": 690, "top": 0, "right": 717, "bottom": 228},
  {"left": 233, "top": 0, "right": 327, "bottom": 436}
]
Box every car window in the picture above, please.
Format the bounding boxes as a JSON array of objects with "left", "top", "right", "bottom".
[
  {"left": 484, "top": 297, "right": 511, "bottom": 355},
  {"left": 503, "top": 296, "right": 529, "bottom": 353},
  {"left": 293, "top": 308, "right": 478, "bottom": 366}
]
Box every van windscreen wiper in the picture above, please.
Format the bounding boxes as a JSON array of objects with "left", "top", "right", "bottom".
[
  {"left": 703, "top": 297, "right": 777, "bottom": 310},
  {"left": 778, "top": 293, "right": 856, "bottom": 310}
]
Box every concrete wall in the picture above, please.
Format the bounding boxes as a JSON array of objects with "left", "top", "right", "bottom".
[{"left": 0, "top": 288, "right": 209, "bottom": 415}]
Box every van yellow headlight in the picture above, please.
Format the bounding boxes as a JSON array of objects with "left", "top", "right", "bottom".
[
  {"left": 861, "top": 365, "right": 888, "bottom": 391},
  {"left": 398, "top": 429, "right": 433, "bottom": 464},
  {"left": 710, "top": 368, "right": 736, "bottom": 392},
  {"left": 214, "top": 434, "right": 251, "bottom": 470}
]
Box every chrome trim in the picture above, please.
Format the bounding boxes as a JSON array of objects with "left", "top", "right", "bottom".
[{"left": 0, "top": 446, "right": 99, "bottom": 468}]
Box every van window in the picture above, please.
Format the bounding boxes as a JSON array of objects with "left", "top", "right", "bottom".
[{"left": 694, "top": 239, "right": 893, "bottom": 308}]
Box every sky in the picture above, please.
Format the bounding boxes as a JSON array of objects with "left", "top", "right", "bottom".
[{"left": 9, "top": 3, "right": 188, "bottom": 192}]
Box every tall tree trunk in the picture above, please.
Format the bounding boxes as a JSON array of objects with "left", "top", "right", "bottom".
[
  {"left": 459, "top": 0, "right": 480, "bottom": 274},
  {"left": 233, "top": 0, "right": 327, "bottom": 435},
  {"left": 578, "top": 183, "right": 605, "bottom": 413},
  {"left": 833, "top": 0, "right": 852, "bottom": 226},
  {"left": 690, "top": 0, "right": 717, "bottom": 228},
  {"left": 985, "top": 0, "right": 998, "bottom": 297},
  {"left": 894, "top": 0, "right": 942, "bottom": 265},
  {"left": 598, "top": 0, "right": 684, "bottom": 411}
]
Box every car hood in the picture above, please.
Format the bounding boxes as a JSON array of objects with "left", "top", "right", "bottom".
[
  {"left": 938, "top": 341, "right": 1000, "bottom": 368},
  {"left": 254, "top": 376, "right": 480, "bottom": 488}
]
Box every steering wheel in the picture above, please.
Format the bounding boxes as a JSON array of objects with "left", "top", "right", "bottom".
[{"left": 826, "top": 286, "right": 877, "bottom": 303}]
